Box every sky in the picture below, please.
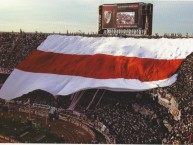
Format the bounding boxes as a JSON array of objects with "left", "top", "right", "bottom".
[{"left": 0, "top": 0, "right": 193, "bottom": 35}]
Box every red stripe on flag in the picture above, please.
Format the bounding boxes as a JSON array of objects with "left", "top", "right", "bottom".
[{"left": 16, "top": 50, "right": 184, "bottom": 81}]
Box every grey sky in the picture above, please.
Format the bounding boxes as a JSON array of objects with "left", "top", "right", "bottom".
[{"left": 0, "top": 0, "right": 193, "bottom": 34}]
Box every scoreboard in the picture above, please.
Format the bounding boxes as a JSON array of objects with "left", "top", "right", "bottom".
[{"left": 98, "top": 3, "right": 153, "bottom": 35}]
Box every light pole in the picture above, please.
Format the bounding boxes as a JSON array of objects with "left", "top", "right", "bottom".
[
  {"left": 46, "top": 111, "right": 48, "bottom": 126},
  {"left": 28, "top": 99, "right": 31, "bottom": 119},
  {"left": 7, "top": 101, "right": 10, "bottom": 114},
  {"left": 19, "top": 115, "right": 21, "bottom": 122}
]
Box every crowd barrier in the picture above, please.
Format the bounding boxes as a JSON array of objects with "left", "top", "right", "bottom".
[
  {"left": 19, "top": 108, "right": 30, "bottom": 113},
  {"left": 0, "top": 134, "right": 20, "bottom": 143},
  {"left": 32, "top": 103, "right": 50, "bottom": 110},
  {"left": 88, "top": 119, "right": 114, "bottom": 143},
  {"left": 19, "top": 107, "right": 48, "bottom": 117},
  {"left": 34, "top": 110, "right": 48, "bottom": 117},
  {"left": 59, "top": 114, "right": 96, "bottom": 140},
  {"left": 0, "top": 68, "right": 11, "bottom": 74},
  {"left": 18, "top": 104, "right": 115, "bottom": 143},
  {"left": 59, "top": 113, "right": 116, "bottom": 144}
]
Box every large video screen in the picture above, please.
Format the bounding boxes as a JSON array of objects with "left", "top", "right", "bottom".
[
  {"left": 116, "top": 12, "right": 135, "bottom": 25},
  {"left": 102, "top": 3, "right": 140, "bottom": 29}
]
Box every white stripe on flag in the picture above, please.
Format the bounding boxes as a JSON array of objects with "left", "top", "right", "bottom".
[
  {"left": 38, "top": 35, "right": 193, "bottom": 59},
  {"left": 0, "top": 69, "right": 178, "bottom": 100}
]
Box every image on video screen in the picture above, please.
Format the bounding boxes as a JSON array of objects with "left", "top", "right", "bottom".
[{"left": 116, "top": 12, "right": 135, "bottom": 25}]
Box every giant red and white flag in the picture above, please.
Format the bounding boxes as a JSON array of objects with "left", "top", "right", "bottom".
[{"left": 1, "top": 35, "right": 193, "bottom": 100}]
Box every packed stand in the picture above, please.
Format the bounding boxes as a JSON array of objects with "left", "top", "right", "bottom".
[
  {"left": 167, "top": 52, "right": 193, "bottom": 108},
  {"left": 0, "top": 73, "right": 9, "bottom": 86},
  {"left": 0, "top": 32, "right": 47, "bottom": 73},
  {"left": 17, "top": 88, "right": 192, "bottom": 144},
  {"left": 67, "top": 89, "right": 192, "bottom": 144},
  {"left": 2, "top": 87, "right": 193, "bottom": 144},
  {"left": 13, "top": 89, "right": 56, "bottom": 106},
  {"left": 83, "top": 92, "right": 171, "bottom": 144}
]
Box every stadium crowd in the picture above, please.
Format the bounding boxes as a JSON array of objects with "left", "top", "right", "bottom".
[
  {"left": 0, "top": 32, "right": 193, "bottom": 144},
  {"left": 63, "top": 89, "right": 192, "bottom": 144},
  {"left": 165, "top": 52, "right": 193, "bottom": 144},
  {"left": 13, "top": 90, "right": 56, "bottom": 106},
  {"left": 81, "top": 92, "right": 170, "bottom": 144},
  {"left": 2, "top": 80, "right": 193, "bottom": 144},
  {"left": 0, "top": 73, "right": 9, "bottom": 87},
  {"left": 0, "top": 31, "right": 47, "bottom": 73},
  {"left": 168, "top": 53, "right": 193, "bottom": 107}
]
